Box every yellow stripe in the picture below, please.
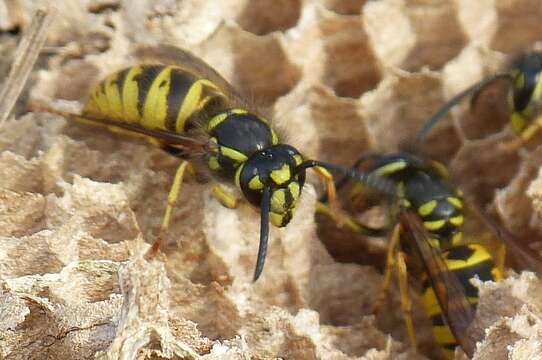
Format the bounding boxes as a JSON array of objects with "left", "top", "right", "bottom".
[
  {"left": 430, "top": 160, "right": 449, "bottom": 178},
  {"left": 445, "top": 244, "right": 492, "bottom": 270},
  {"left": 375, "top": 160, "right": 407, "bottom": 176},
  {"left": 221, "top": 146, "right": 248, "bottom": 162},
  {"left": 104, "top": 72, "right": 123, "bottom": 120},
  {"left": 449, "top": 215, "right": 464, "bottom": 226},
  {"left": 424, "top": 219, "right": 446, "bottom": 231},
  {"left": 142, "top": 66, "right": 172, "bottom": 130},
  {"left": 432, "top": 325, "right": 456, "bottom": 345},
  {"left": 451, "top": 232, "right": 463, "bottom": 246},
  {"left": 418, "top": 200, "right": 437, "bottom": 216},
  {"left": 422, "top": 287, "right": 441, "bottom": 317},
  {"left": 122, "top": 65, "right": 144, "bottom": 123},
  {"left": 428, "top": 237, "right": 440, "bottom": 248},
  {"left": 207, "top": 112, "right": 229, "bottom": 132},
  {"left": 446, "top": 197, "right": 463, "bottom": 209},
  {"left": 235, "top": 164, "right": 244, "bottom": 189},
  {"left": 92, "top": 82, "right": 110, "bottom": 118},
  {"left": 396, "top": 182, "right": 405, "bottom": 198},
  {"left": 176, "top": 79, "right": 219, "bottom": 133},
  {"left": 208, "top": 156, "right": 220, "bottom": 171},
  {"left": 271, "top": 129, "right": 279, "bottom": 144}
]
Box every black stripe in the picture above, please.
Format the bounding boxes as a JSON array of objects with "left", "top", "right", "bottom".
[
  {"left": 443, "top": 343, "right": 459, "bottom": 350},
  {"left": 185, "top": 88, "right": 227, "bottom": 131},
  {"left": 165, "top": 69, "right": 196, "bottom": 132},
  {"left": 421, "top": 259, "right": 496, "bottom": 298},
  {"left": 111, "top": 68, "right": 130, "bottom": 93},
  {"left": 452, "top": 259, "right": 496, "bottom": 298},
  {"left": 445, "top": 246, "right": 476, "bottom": 261},
  {"left": 284, "top": 185, "right": 294, "bottom": 209},
  {"left": 133, "top": 65, "right": 164, "bottom": 119},
  {"left": 431, "top": 314, "right": 446, "bottom": 326}
]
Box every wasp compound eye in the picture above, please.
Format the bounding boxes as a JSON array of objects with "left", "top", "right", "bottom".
[{"left": 236, "top": 144, "right": 305, "bottom": 224}]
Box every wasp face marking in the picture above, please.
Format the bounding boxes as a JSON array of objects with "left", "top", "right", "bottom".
[{"left": 236, "top": 144, "right": 306, "bottom": 227}]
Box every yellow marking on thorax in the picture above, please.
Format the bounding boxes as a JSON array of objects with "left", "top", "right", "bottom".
[
  {"left": 451, "top": 232, "right": 463, "bottom": 246},
  {"left": 142, "top": 66, "right": 172, "bottom": 130},
  {"left": 207, "top": 108, "right": 248, "bottom": 132},
  {"left": 293, "top": 154, "right": 303, "bottom": 166},
  {"left": 418, "top": 200, "right": 437, "bottom": 217},
  {"left": 235, "top": 164, "right": 244, "bottom": 189},
  {"left": 396, "top": 182, "right": 405, "bottom": 198},
  {"left": 430, "top": 160, "right": 449, "bottom": 178},
  {"left": 271, "top": 129, "right": 279, "bottom": 144},
  {"left": 446, "top": 197, "right": 463, "bottom": 209},
  {"left": 208, "top": 156, "right": 221, "bottom": 171},
  {"left": 423, "top": 219, "right": 445, "bottom": 231},
  {"left": 122, "top": 66, "right": 144, "bottom": 122},
  {"left": 375, "top": 160, "right": 407, "bottom": 176},
  {"left": 270, "top": 164, "right": 291, "bottom": 185},
  {"left": 427, "top": 237, "right": 440, "bottom": 248},
  {"left": 221, "top": 146, "right": 248, "bottom": 162},
  {"left": 449, "top": 215, "right": 464, "bottom": 226},
  {"left": 208, "top": 112, "right": 229, "bottom": 132}
]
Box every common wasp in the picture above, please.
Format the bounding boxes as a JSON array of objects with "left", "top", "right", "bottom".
[
  {"left": 417, "top": 52, "right": 542, "bottom": 150},
  {"left": 317, "top": 151, "right": 542, "bottom": 358},
  {"left": 30, "top": 45, "right": 388, "bottom": 281}
]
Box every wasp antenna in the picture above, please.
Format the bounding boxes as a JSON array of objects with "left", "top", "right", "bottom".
[
  {"left": 416, "top": 73, "right": 513, "bottom": 144},
  {"left": 253, "top": 186, "right": 271, "bottom": 282},
  {"left": 297, "top": 160, "right": 397, "bottom": 200}
]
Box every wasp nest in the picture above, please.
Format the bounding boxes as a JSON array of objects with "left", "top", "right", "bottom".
[{"left": 2, "top": 1, "right": 542, "bottom": 359}]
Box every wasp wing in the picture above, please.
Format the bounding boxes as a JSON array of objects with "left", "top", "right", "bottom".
[
  {"left": 463, "top": 194, "right": 542, "bottom": 275},
  {"left": 399, "top": 211, "right": 476, "bottom": 357},
  {"left": 78, "top": 112, "right": 211, "bottom": 155},
  {"left": 133, "top": 45, "right": 244, "bottom": 105}
]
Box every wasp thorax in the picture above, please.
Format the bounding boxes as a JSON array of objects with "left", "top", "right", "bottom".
[{"left": 236, "top": 144, "right": 306, "bottom": 227}]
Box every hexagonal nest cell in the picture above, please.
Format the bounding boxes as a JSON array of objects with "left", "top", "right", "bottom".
[{"left": 2, "top": 1, "right": 542, "bottom": 360}]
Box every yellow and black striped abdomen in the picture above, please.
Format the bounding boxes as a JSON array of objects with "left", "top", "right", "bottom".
[
  {"left": 421, "top": 244, "right": 502, "bottom": 359},
  {"left": 82, "top": 64, "right": 227, "bottom": 134}
]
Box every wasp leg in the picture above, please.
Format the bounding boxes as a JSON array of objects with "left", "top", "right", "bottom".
[
  {"left": 373, "top": 223, "right": 402, "bottom": 315},
  {"left": 212, "top": 184, "right": 239, "bottom": 209},
  {"left": 314, "top": 165, "right": 345, "bottom": 225},
  {"left": 147, "top": 160, "right": 191, "bottom": 258},
  {"left": 396, "top": 250, "right": 418, "bottom": 350},
  {"left": 500, "top": 115, "right": 542, "bottom": 151},
  {"left": 316, "top": 201, "right": 388, "bottom": 237}
]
